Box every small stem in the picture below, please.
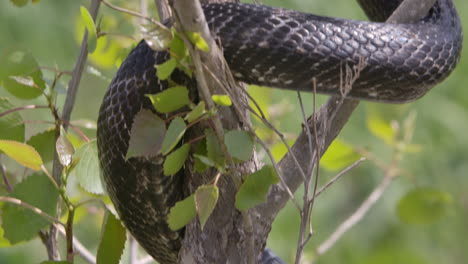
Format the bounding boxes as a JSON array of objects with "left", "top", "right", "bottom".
[
  {"left": 0, "top": 196, "right": 65, "bottom": 227},
  {"left": 66, "top": 207, "right": 75, "bottom": 262},
  {"left": 0, "top": 105, "right": 49, "bottom": 119},
  {"left": 0, "top": 160, "right": 12, "bottom": 192}
]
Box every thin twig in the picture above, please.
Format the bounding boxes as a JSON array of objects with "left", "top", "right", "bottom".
[
  {"left": 0, "top": 160, "right": 12, "bottom": 192},
  {"left": 57, "top": 226, "right": 96, "bottom": 264},
  {"left": 0, "top": 196, "right": 65, "bottom": 227},
  {"left": 316, "top": 167, "right": 397, "bottom": 256},
  {"left": 0, "top": 105, "right": 49, "bottom": 119},
  {"left": 313, "top": 157, "right": 367, "bottom": 198}
]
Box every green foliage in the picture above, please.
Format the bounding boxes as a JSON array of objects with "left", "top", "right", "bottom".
[
  {"left": 0, "top": 48, "right": 45, "bottom": 99},
  {"left": 320, "top": 139, "right": 361, "bottom": 171},
  {"left": 0, "top": 97, "right": 25, "bottom": 142},
  {"left": 156, "top": 57, "right": 177, "bottom": 80},
  {"left": 235, "top": 165, "right": 278, "bottom": 211},
  {"left": 26, "top": 128, "right": 55, "bottom": 163},
  {"left": 185, "top": 101, "right": 206, "bottom": 123},
  {"left": 96, "top": 211, "right": 126, "bottom": 264},
  {"left": 80, "top": 6, "right": 97, "bottom": 53},
  {"left": 126, "top": 109, "right": 166, "bottom": 159},
  {"left": 195, "top": 185, "right": 219, "bottom": 230},
  {"left": 2, "top": 173, "right": 59, "bottom": 244},
  {"left": 397, "top": 187, "right": 453, "bottom": 225},
  {"left": 224, "top": 130, "right": 254, "bottom": 162},
  {"left": 168, "top": 194, "right": 196, "bottom": 231},
  {"left": 161, "top": 117, "right": 186, "bottom": 155},
  {"left": 163, "top": 143, "right": 190, "bottom": 176},
  {"left": 185, "top": 31, "right": 209, "bottom": 52},
  {"left": 146, "top": 86, "right": 190, "bottom": 113},
  {"left": 212, "top": 94, "right": 232, "bottom": 106},
  {"left": 205, "top": 128, "right": 224, "bottom": 168},
  {"left": 72, "top": 140, "right": 104, "bottom": 195},
  {"left": 0, "top": 140, "right": 43, "bottom": 171}
]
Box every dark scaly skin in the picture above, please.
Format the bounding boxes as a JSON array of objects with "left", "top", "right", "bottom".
[{"left": 97, "top": 1, "right": 462, "bottom": 263}]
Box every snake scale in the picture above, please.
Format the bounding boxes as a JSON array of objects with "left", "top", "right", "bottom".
[{"left": 97, "top": 0, "right": 462, "bottom": 263}]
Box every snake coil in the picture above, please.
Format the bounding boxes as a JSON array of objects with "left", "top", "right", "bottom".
[{"left": 97, "top": 1, "right": 462, "bottom": 263}]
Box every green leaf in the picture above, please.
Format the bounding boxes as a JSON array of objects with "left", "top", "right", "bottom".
[
  {"left": 169, "top": 33, "right": 187, "bottom": 59},
  {"left": 2, "top": 173, "right": 59, "bottom": 244},
  {"left": 195, "top": 185, "right": 219, "bottom": 230},
  {"left": 186, "top": 31, "right": 209, "bottom": 52},
  {"left": 193, "top": 154, "right": 215, "bottom": 167},
  {"left": 185, "top": 101, "right": 206, "bottom": 123},
  {"left": 27, "top": 128, "right": 56, "bottom": 164},
  {"left": 163, "top": 143, "right": 190, "bottom": 176},
  {"left": 0, "top": 140, "right": 43, "bottom": 170},
  {"left": 320, "top": 139, "right": 361, "bottom": 171},
  {"left": 193, "top": 139, "right": 208, "bottom": 172},
  {"left": 126, "top": 109, "right": 166, "bottom": 159},
  {"left": 0, "top": 97, "right": 25, "bottom": 142},
  {"left": 141, "top": 23, "right": 173, "bottom": 51},
  {"left": 367, "top": 110, "right": 395, "bottom": 144},
  {"left": 397, "top": 187, "right": 453, "bottom": 225},
  {"left": 80, "top": 6, "right": 97, "bottom": 53},
  {"left": 146, "top": 86, "right": 190, "bottom": 113},
  {"left": 0, "top": 48, "right": 45, "bottom": 99},
  {"left": 72, "top": 140, "right": 104, "bottom": 194},
  {"left": 225, "top": 130, "right": 254, "bottom": 162},
  {"left": 56, "top": 127, "right": 75, "bottom": 167},
  {"left": 168, "top": 195, "right": 196, "bottom": 230},
  {"left": 212, "top": 94, "right": 232, "bottom": 106},
  {"left": 235, "top": 165, "right": 278, "bottom": 211},
  {"left": 161, "top": 117, "right": 186, "bottom": 155},
  {"left": 205, "top": 128, "right": 224, "bottom": 167},
  {"left": 156, "top": 58, "right": 177, "bottom": 80},
  {"left": 0, "top": 227, "right": 12, "bottom": 247},
  {"left": 10, "top": 0, "right": 28, "bottom": 7},
  {"left": 96, "top": 210, "right": 126, "bottom": 264}
]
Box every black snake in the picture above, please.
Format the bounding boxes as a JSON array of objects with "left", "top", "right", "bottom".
[{"left": 97, "top": 0, "right": 462, "bottom": 263}]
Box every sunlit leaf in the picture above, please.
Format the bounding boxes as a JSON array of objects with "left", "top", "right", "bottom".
[
  {"left": 195, "top": 185, "right": 219, "bottom": 230},
  {"left": 168, "top": 195, "right": 196, "bottom": 230},
  {"left": 56, "top": 127, "right": 75, "bottom": 167},
  {"left": 80, "top": 6, "right": 97, "bottom": 53},
  {"left": 248, "top": 85, "right": 271, "bottom": 120},
  {"left": 2, "top": 173, "right": 59, "bottom": 244},
  {"left": 0, "top": 227, "right": 11, "bottom": 247},
  {"left": 0, "top": 140, "right": 43, "bottom": 170},
  {"left": 169, "top": 33, "right": 187, "bottom": 59},
  {"left": 146, "top": 86, "right": 190, "bottom": 113},
  {"left": 163, "top": 143, "right": 190, "bottom": 176},
  {"left": 235, "top": 165, "right": 278, "bottom": 211},
  {"left": 185, "top": 32, "right": 209, "bottom": 52},
  {"left": 0, "top": 97, "right": 25, "bottom": 142},
  {"left": 367, "top": 110, "right": 395, "bottom": 144},
  {"left": 126, "top": 109, "right": 166, "bottom": 159},
  {"left": 72, "top": 140, "right": 104, "bottom": 194},
  {"left": 225, "top": 130, "right": 254, "bottom": 162},
  {"left": 161, "top": 117, "right": 186, "bottom": 155},
  {"left": 185, "top": 101, "right": 206, "bottom": 123},
  {"left": 96, "top": 210, "right": 126, "bottom": 264},
  {"left": 270, "top": 140, "right": 295, "bottom": 162},
  {"left": 0, "top": 48, "right": 45, "bottom": 99},
  {"left": 156, "top": 58, "right": 177, "bottom": 80},
  {"left": 212, "top": 94, "right": 232, "bottom": 106},
  {"left": 320, "top": 139, "right": 360, "bottom": 171},
  {"left": 10, "top": 0, "right": 27, "bottom": 7},
  {"left": 397, "top": 187, "right": 453, "bottom": 225}
]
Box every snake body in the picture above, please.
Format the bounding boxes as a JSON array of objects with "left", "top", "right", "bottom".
[{"left": 97, "top": 1, "right": 462, "bottom": 263}]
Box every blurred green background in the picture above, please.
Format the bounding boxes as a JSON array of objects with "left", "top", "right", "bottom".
[{"left": 0, "top": 0, "right": 467, "bottom": 263}]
